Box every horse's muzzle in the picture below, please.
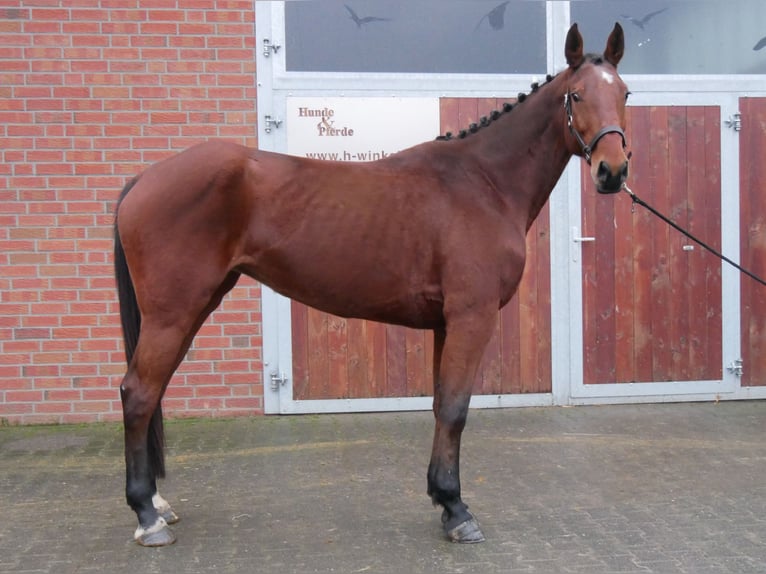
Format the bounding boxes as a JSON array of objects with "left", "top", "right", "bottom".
[{"left": 596, "top": 159, "right": 629, "bottom": 194}]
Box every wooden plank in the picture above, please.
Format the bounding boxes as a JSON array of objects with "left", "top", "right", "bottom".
[
  {"left": 290, "top": 301, "right": 310, "bottom": 399},
  {"left": 648, "top": 106, "right": 672, "bottom": 381},
  {"left": 534, "top": 204, "right": 552, "bottom": 392},
  {"left": 346, "top": 318, "right": 368, "bottom": 398},
  {"left": 517, "top": 217, "right": 539, "bottom": 393},
  {"left": 478, "top": 319, "right": 503, "bottom": 394},
  {"left": 366, "top": 320, "right": 388, "bottom": 397},
  {"left": 440, "top": 98, "right": 460, "bottom": 137},
  {"left": 521, "top": 205, "right": 552, "bottom": 394},
  {"left": 702, "top": 106, "right": 723, "bottom": 380},
  {"left": 385, "top": 325, "right": 407, "bottom": 397},
  {"left": 613, "top": 107, "right": 636, "bottom": 383},
  {"left": 667, "top": 106, "right": 690, "bottom": 381},
  {"left": 684, "top": 107, "right": 708, "bottom": 380},
  {"left": 326, "top": 314, "right": 348, "bottom": 398},
  {"left": 581, "top": 155, "right": 599, "bottom": 384},
  {"left": 424, "top": 328, "right": 434, "bottom": 396},
  {"left": 594, "top": 174, "right": 617, "bottom": 384},
  {"left": 305, "top": 305, "right": 329, "bottom": 399},
  {"left": 405, "top": 328, "right": 427, "bottom": 397},
  {"left": 501, "top": 291, "right": 522, "bottom": 394},
  {"left": 458, "top": 98, "right": 479, "bottom": 132},
  {"left": 629, "top": 107, "right": 655, "bottom": 383},
  {"left": 478, "top": 97, "right": 499, "bottom": 126}
]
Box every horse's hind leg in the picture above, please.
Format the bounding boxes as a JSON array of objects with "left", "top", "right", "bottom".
[
  {"left": 427, "top": 309, "right": 497, "bottom": 543},
  {"left": 120, "top": 272, "right": 239, "bottom": 546},
  {"left": 120, "top": 332, "right": 183, "bottom": 547}
]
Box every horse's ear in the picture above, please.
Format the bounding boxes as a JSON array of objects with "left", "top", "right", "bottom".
[
  {"left": 604, "top": 22, "right": 624, "bottom": 67},
  {"left": 565, "top": 23, "right": 584, "bottom": 68}
]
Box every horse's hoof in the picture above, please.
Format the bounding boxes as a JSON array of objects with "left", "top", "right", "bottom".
[
  {"left": 137, "top": 526, "right": 176, "bottom": 547},
  {"left": 159, "top": 507, "right": 180, "bottom": 525},
  {"left": 135, "top": 520, "right": 177, "bottom": 547},
  {"left": 152, "top": 493, "right": 180, "bottom": 525},
  {"left": 445, "top": 517, "right": 486, "bottom": 544}
]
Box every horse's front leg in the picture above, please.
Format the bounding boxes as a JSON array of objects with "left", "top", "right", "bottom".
[{"left": 427, "top": 311, "right": 497, "bottom": 543}]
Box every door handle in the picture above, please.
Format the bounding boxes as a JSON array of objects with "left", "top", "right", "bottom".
[
  {"left": 571, "top": 227, "right": 595, "bottom": 262},
  {"left": 572, "top": 227, "right": 595, "bottom": 243}
]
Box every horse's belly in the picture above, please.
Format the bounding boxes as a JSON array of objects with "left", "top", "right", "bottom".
[
  {"left": 242, "top": 254, "right": 444, "bottom": 329},
  {"left": 292, "top": 280, "right": 444, "bottom": 330}
]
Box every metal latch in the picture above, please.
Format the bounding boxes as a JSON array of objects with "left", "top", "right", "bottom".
[
  {"left": 263, "top": 115, "right": 282, "bottom": 134},
  {"left": 262, "top": 38, "right": 281, "bottom": 58},
  {"left": 270, "top": 371, "right": 288, "bottom": 391},
  {"left": 726, "top": 358, "right": 743, "bottom": 377},
  {"left": 724, "top": 112, "right": 741, "bottom": 132}
]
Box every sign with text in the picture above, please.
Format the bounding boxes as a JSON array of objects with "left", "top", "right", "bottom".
[{"left": 286, "top": 97, "right": 439, "bottom": 162}]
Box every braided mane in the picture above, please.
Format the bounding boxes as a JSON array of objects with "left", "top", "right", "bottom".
[
  {"left": 435, "top": 73, "right": 556, "bottom": 141},
  {"left": 435, "top": 53, "right": 617, "bottom": 141}
]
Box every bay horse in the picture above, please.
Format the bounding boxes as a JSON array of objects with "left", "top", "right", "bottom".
[{"left": 114, "top": 23, "right": 630, "bottom": 546}]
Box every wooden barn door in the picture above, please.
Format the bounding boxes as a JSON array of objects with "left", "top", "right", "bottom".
[
  {"left": 740, "top": 97, "right": 766, "bottom": 387},
  {"left": 574, "top": 102, "right": 741, "bottom": 398},
  {"left": 286, "top": 97, "right": 552, "bottom": 410}
]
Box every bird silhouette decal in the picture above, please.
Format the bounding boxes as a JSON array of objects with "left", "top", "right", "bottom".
[
  {"left": 620, "top": 7, "right": 668, "bottom": 30},
  {"left": 754, "top": 36, "right": 766, "bottom": 51},
  {"left": 474, "top": 1, "right": 510, "bottom": 32},
  {"left": 344, "top": 4, "right": 390, "bottom": 28}
]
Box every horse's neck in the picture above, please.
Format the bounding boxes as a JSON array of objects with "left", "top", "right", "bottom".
[{"left": 474, "top": 76, "right": 573, "bottom": 229}]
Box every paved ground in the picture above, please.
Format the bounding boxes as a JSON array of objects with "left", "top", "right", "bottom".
[{"left": 1, "top": 402, "right": 765, "bottom": 574}]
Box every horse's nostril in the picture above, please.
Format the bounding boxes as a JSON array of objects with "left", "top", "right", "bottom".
[
  {"left": 597, "top": 160, "right": 628, "bottom": 183},
  {"left": 597, "top": 161, "right": 610, "bottom": 179}
]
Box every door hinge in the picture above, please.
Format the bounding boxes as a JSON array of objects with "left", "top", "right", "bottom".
[
  {"left": 726, "top": 358, "right": 743, "bottom": 377},
  {"left": 270, "top": 371, "right": 288, "bottom": 391},
  {"left": 263, "top": 114, "right": 282, "bottom": 133},
  {"left": 262, "top": 38, "right": 281, "bottom": 58},
  {"left": 724, "top": 112, "right": 741, "bottom": 132}
]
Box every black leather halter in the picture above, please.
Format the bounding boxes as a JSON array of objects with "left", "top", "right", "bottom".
[{"left": 564, "top": 92, "right": 626, "bottom": 165}]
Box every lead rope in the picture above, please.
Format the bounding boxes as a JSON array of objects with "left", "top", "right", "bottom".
[{"left": 621, "top": 183, "right": 766, "bottom": 288}]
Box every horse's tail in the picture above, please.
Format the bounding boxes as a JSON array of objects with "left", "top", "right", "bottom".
[
  {"left": 114, "top": 177, "right": 141, "bottom": 366},
  {"left": 114, "top": 175, "right": 166, "bottom": 479}
]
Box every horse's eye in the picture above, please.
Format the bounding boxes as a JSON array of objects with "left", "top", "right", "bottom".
[
  {"left": 571, "top": 92, "right": 581, "bottom": 103},
  {"left": 625, "top": 91, "right": 632, "bottom": 101}
]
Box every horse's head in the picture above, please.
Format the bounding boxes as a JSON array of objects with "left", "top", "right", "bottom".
[{"left": 564, "top": 23, "right": 630, "bottom": 194}]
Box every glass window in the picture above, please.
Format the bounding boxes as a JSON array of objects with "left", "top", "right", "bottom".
[
  {"left": 572, "top": 1, "right": 766, "bottom": 74},
  {"left": 285, "top": 1, "right": 546, "bottom": 74}
]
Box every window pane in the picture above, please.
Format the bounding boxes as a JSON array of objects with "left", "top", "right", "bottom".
[
  {"left": 572, "top": 1, "right": 766, "bottom": 74},
  {"left": 285, "top": 1, "right": 546, "bottom": 74}
]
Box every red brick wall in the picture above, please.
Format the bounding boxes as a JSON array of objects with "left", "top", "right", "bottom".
[{"left": 0, "top": 0, "right": 263, "bottom": 424}]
